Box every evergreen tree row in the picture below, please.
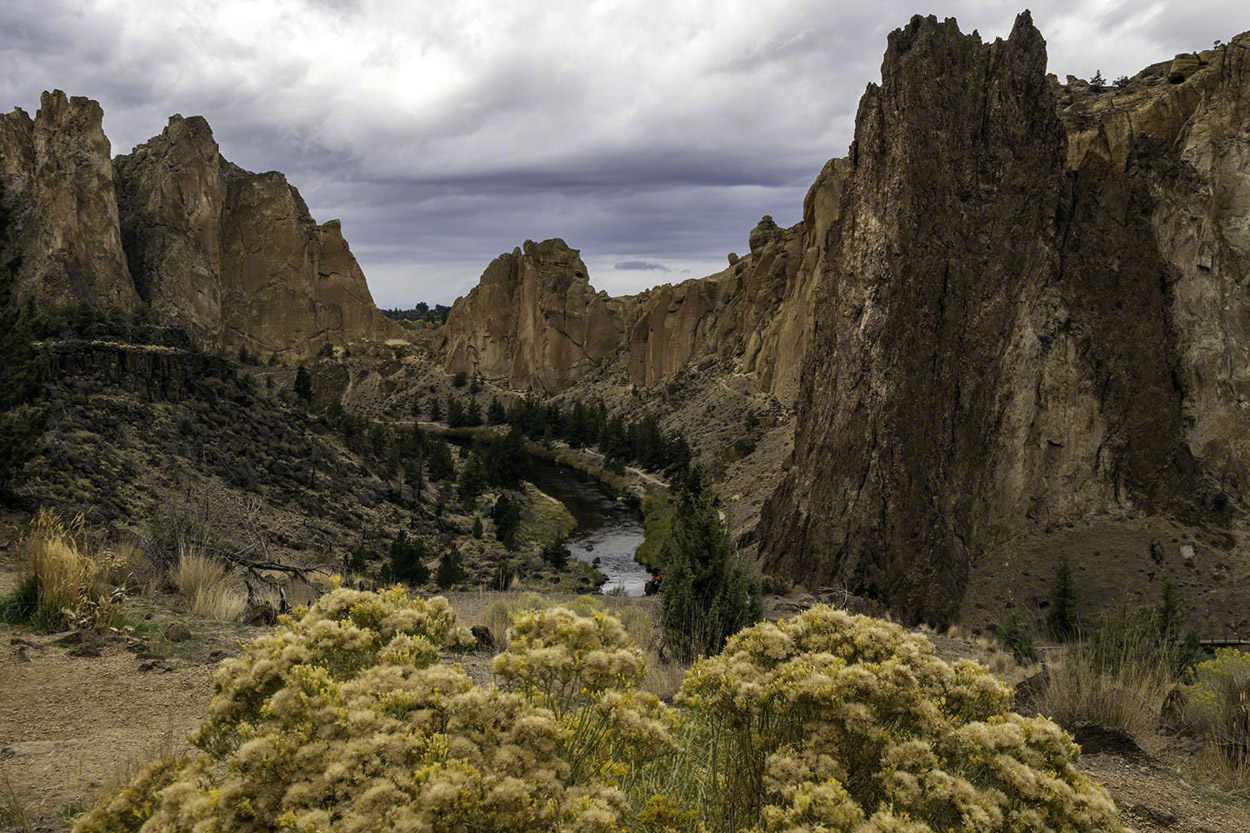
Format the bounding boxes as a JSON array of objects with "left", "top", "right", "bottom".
[{"left": 501, "top": 396, "right": 692, "bottom": 477}]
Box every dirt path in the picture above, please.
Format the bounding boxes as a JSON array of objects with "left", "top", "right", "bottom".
[
  {"left": 1081, "top": 752, "right": 1250, "bottom": 833},
  {"left": 0, "top": 629, "right": 213, "bottom": 831}
]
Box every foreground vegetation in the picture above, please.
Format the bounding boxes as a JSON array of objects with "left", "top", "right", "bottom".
[{"left": 71, "top": 585, "right": 1120, "bottom": 833}]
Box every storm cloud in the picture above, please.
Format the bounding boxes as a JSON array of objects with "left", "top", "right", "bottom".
[{"left": 0, "top": 1, "right": 1240, "bottom": 304}]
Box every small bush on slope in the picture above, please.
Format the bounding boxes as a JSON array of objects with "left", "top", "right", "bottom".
[{"left": 75, "top": 592, "right": 1121, "bottom": 833}]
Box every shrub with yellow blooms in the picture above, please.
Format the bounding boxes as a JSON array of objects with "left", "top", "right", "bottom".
[
  {"left": 75, "top": 594, "right": 1121, "bottom": 833},
  {"left": 678, "top": 606, "right": 1122, "bottom": 832}
]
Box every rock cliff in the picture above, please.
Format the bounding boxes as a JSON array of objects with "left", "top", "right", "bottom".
[
  {"left": 440, "top": 239, "right": 628, "bottom": 392},
  {"left": 758, "top": 14, "right": 1250, "bottom": 625},
  {"left": 0, "top": 97, "right": 399, "bottom": 360},
  {"left": 116, "top": 115, "right": 402, "bottom": 359},
  {"left": 0, "top": 91, "right": 138, "bottom": 312}
]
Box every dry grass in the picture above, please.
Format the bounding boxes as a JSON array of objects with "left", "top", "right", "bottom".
[
  {"left": 174, "top": 548, "right": 245, "bottom": 621},
  {"left": 0, "top": 768, "right": 31, "bottom": 833},
  {"left": 11, "top": 510, "right": 124, "bottom": 632},
  {"left": 1036, "top": 639, "right": 1176, "bottom": 751},
  {"left": 1198, "top": 742, "right": 1250, "bottom": 799}
]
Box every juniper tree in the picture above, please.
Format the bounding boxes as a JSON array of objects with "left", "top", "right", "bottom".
[{"left": 660, "top": 472, "right": 761, "bottom": 662}]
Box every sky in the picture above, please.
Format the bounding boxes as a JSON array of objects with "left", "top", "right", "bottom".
[{"left": 0, "top": 1, "right": 1241, "bottom": 306}]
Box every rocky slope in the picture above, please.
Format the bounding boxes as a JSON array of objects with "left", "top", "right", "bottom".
[{"left": 0, "top": 96, "right": 400, "bottom": 360}]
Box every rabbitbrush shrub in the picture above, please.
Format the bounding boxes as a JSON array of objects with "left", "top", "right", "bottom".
[{"left": 76, "top": 593, "right": 1121, "bottom": 833}]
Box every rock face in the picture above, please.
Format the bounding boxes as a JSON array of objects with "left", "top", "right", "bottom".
[
  {"left": 0, "top": 96, "right": 399, "bottom": 360},
  {"left": 441, "top": 239, "right": 627, "bottom": 392},
  {"left": 758, "top": 14, "right": 1247, "bottom": 625},
  {"left": 0, "top": 91, "right": 138, "bottom": 311},
  {"left": 116, "top": 116, "right": 401, "bottom": 359},
  {"left": 115, "top": 116, "right": 224, "bottom": 347}
]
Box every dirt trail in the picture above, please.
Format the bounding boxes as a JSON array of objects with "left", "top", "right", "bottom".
[{"left": 0, "top": 629, "right": 212, "bottom": 830}]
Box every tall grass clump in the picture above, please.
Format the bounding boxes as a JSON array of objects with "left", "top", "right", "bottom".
[
  {"left": 1036, "top": 601, "right": 1193, "bottom": 748},
  {"left": 173, "top": 548, "right": 245, "bottom": 620},
  {"left": 0, "top": 510, "right": 123, "bottom": 632},
  {"left": 77, "top": 589, "right": 1121, "bottom": 833}
]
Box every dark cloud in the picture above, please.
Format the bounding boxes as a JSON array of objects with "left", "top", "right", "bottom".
[
  {"left": 615, "top": 261, "right": 672, "bottom": 272},
  {"left": 0, "top": 1, "right": 1240, "bottom": 306}
]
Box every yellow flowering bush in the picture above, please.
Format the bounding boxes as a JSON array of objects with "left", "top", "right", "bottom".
[
  {"left": 76, "top": 596, "right": 1120, "bottom": 833},
  {"left": 678, "top": 606, "right": 1122, "bottom": 832},
  {"left": 75, "top": 587, "right": 639, "bottom": 833},
  {"left": 1181, "top": 647, "right": 1250, "bottom": 746}
]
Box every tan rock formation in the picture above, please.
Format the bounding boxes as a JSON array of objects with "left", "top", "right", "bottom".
[
  {"left": 624, "top": 159, "right": 848, "bottom": 405},
  {"left": 0, "top": 91, "right": 137, "bottom": 311},
  {"left": 115, "top": 116, "right": 224, "bottom": 348},
  {"left": 441, "top": 239, "right": 627, "bottom": 392},
  {"left": 116, "top": 116, "right": 401, "bottom": 359}
]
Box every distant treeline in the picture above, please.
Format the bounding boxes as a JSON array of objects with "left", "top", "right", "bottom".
[
  {"left": 427, "top": 393, "right": 692, "bottom": 479},
  {"left": 383, "top": 303, "right": 451, "bottom": 329}
]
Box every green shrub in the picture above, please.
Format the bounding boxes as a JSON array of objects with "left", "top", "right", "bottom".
[
  {"left": 388, "top": 531, "right": 429, "bottom": 585},
  {"left": 0, "top": 574, "right": 38, "bottom": 627},
  {"left": 542, "top": 536, "right": 570, "bottom": 570},
  {"left": 659, "top": 476, "right": 760, "bottom": 662},
  {"left": 993, "top": 614, "right": 1038, "bottom": 664},
  {"left": 1047, "top": 557, "right": 1078, "bottom": 641},
  {"left": 436, "top": 548, "right": 466, "bottom": 588},
  {"left": 1182, "top": 648, "right": 1250, "bottom": 748},
  {"left": 293, "top": 364, "right": 312, "bottom": 402}
]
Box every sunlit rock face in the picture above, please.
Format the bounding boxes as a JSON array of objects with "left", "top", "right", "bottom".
[
  {"left": 116, "top": 115, "right": 401, "bottom": 360},
  {"left": 441, "top": 238, "right": 629, "bottom": 393},
  {"left": 0, "top": 91, "right": 138, "bottom": 312}
]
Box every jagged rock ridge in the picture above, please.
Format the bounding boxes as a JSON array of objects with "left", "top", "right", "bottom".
[
  {"left": 0, "top": 96, "right": 400, "bottom": 360},
  {"left": 759, "top": 13, "right": 1248, "bottom": 624},
  {"left": 0, "top": 91, "right": 138, "bottom": 312}
]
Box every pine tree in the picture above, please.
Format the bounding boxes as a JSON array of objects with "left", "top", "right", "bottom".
[
  {"left": 491, "top": 493, "right": 521, "bottom": 549},
  {"left": 389, "top": 531, "right": 429, "bottom": 584},
  {"left": 1047, "top": 557, "right": 1078, "bottom": 641},
  {"left": 426, "top": 437, "right": 455, "bottom": 481},
  {"left": 487, "top": 397, "right": 506, "bottom": 425},
  {"left": 456, "top": 453, "right": 487, "bottom": 508},
  {"left": 1089, "top": 69, "right": 1105, "bottom": 91},
  {"left": 542, "top": 538, "right": 570, "bottom": 570},
  {"left": 437, "top": 548, "right": 466, "bottom": 588},
  {"left": 294, "top": 364, "right": 312, "bottom": 402},
  {"left": 660, "top": 473, "right": 761, "bottom": 662}
]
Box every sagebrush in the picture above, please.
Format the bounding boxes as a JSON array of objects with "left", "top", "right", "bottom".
[{"left": 75, "top": 588, "right": 1121, "bottom": 833}]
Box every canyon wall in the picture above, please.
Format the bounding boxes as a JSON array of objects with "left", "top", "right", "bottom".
[
  {"left": 440, "top": 238, "right": 629, "bottom": 393},
  {"left": 759, "top": 15, "right": 1249, "bottom": 624},
  {"left": 0, "top": 91, "right": 138, "bottom": 312}
]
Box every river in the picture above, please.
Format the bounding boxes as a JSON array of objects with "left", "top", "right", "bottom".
[{"left": 525, "top": 457, "right": 651, "bottom": 596}]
